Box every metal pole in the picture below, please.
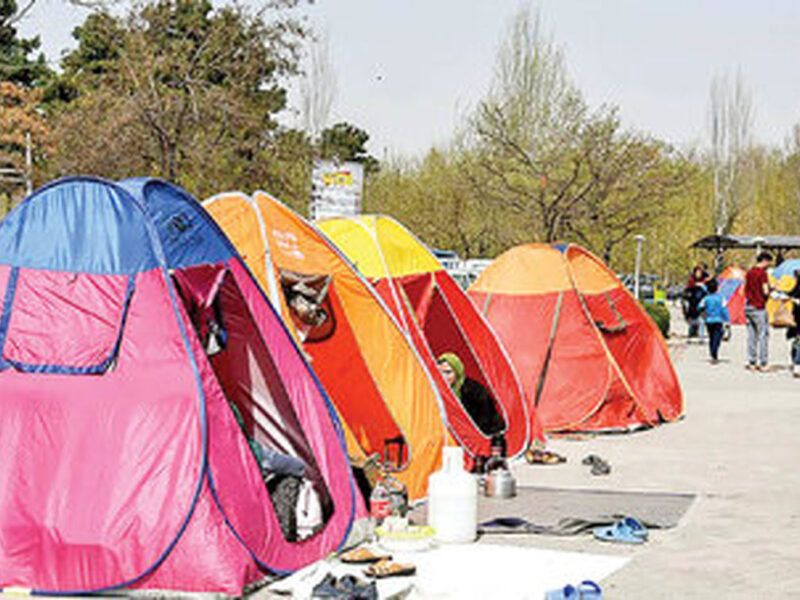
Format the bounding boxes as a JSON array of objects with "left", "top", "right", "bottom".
[
  {"left": 634, "top": 235, "right": 645, "bottom": 300},
  {"left": 24, "top": 132, "right": 32, "bottom": 196}
]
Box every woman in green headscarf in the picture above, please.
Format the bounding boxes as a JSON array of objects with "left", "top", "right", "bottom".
[{"left": 436, "top": 352, "right": 505, "bottom": 437}]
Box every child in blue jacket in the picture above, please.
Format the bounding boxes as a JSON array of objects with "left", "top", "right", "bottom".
[{"left": 699, "top": 278, "right": 730, "bottom": 363}]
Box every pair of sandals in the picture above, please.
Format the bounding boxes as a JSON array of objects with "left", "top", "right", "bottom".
[
  {"left": 339, "top": 547, "right": 416, "bottom": 579},
  {"left": 545, "top": 579, "right": 603, "bottom": 599},
  {"left": 593, "top": 516, "right": 648, "bottom": 544},
  {"left": 311, "top": 573, "right": 377, "bottom": 600},
  {"left": 525, "top": 448, "right": 567, "bottom": 465},
  {"left": 582, "top": 454, "right": 611, "bottom": 476}
]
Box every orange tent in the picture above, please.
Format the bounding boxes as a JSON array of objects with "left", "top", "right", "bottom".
[
  {"left": 468, "top": 243, "right": 683, "bottom": 432},
  {"left": 204, "top": 192, "right": 449, "bottom": 499},
  {"left": 319, "top": 215, "right": 537, "bottom": 458}
]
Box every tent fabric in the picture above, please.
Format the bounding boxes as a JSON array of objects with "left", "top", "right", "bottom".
[
  {"left": 717, "top": 265, "right": 746, "bottom": 325},
  {"left": 204, "top": 192, "right": 450, "bottom": 500},
  {"left": 319, "top": 215, "right": 537, "bottom": 458},
  {"left": 469, "top": 243, "right": 683, "bottom": 433},
  {"left": 0, "top": 177, "right": 356, "bottom": 596}
]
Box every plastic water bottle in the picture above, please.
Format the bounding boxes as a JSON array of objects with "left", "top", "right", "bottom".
[{"left": 369, "top": 477, "right": 392, "bottom": 528}]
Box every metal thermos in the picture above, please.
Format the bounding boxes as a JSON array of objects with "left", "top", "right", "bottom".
[{"left": 484, "top": 468, "right": 516, "bottom": 498}]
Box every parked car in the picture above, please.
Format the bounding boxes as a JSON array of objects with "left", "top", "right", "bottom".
[{"left": 618, "top": 273, "right": 665, "bottom": 304}]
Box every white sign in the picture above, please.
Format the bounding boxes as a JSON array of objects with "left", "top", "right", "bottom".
[{"left": 310, "top": 160, "right": 364, "bottom": 220}]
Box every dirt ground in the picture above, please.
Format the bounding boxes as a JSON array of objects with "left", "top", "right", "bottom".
[{"left": 509, "top": 316, "right": 800, "bottom": 598}]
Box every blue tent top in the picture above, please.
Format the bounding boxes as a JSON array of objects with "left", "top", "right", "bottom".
[
  {"left": 773, "top": 258, "right": 800, "bottom": 280},
  {"left": 0, "top": 176, "right": 234, "bottom": 275}
]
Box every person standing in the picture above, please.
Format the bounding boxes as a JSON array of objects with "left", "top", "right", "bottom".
[
  {"left": 744, "top": 252, "right": 773, "bottom": 371},
  {"left": 684, "top": 266, "right": 708, "bottom": 340},
  {"left": 785, "top": 270, "right": 800, "bottom": 377},
  {"left": 699, "top": 279, "right": 729, "bottom": 363}
]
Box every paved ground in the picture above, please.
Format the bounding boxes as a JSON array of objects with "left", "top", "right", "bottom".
[{"left": 508, "top": 318, "right": 800, "bottom": 598}]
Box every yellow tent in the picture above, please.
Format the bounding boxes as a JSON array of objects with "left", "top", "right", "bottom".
[{"left": 320, "top": 215, "right": 537, "bottom": 458}]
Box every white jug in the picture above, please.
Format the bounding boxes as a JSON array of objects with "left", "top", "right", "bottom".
[{"left": 427, "top": 446, "right": 477, "bottom": 543}]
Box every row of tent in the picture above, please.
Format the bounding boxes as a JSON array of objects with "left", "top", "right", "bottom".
[{"left": 0, "top": 177, "right": 683, "bottom": 596}]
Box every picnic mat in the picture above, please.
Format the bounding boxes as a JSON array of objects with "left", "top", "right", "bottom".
[{"left": 412, "top": 486, "right": 695, "bottom": 535}]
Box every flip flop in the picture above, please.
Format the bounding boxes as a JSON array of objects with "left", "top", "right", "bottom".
[
  {"left": 364, "top": 558, "right": 416, "bottom": 579},
  {"left": 592, "top": 518, "right": 647, "bottom": 544},
  {"left": 590, "top": 460, "right": 611, "bottom": 476},
  {"left": 620, "top": 516, "right": 648, "bottom": 540},
  {"left": 545, "top": 584, "right": 579, "bottom": 600},
  {"left": 581, "top": 454, "right": 602, "bottom": 466},
  {"left": 545, "top": 580, "right": 604, "bottom": 600},
  {"left": 526, "top": 448, "right": 567, "bottom": 465},
  {"left": 339, "top": 547, "right": 392, "bottom": 564},
  {"left": 577, "top": 580, "right": 604, "bottom": 599}
]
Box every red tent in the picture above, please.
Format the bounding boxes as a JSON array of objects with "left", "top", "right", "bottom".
[{"left": 469, "top": 243, "right": 683, "bottom": 432}]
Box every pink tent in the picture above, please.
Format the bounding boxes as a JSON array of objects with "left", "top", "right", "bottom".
[{"left": 0, "top": 177, "right": 358, "bottom": 595}]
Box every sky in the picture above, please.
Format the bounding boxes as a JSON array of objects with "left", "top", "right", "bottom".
[{"left": 20, "top": 0, "right": 800, "bottom": 158}]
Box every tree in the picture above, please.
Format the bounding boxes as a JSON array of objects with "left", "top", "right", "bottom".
[
  {"left": 47, "top": 0, "right": 313, "bottom": 201},
  {"left": 318, "top": 121, "right": 379, "bottom": 172},
  {"left": 567, "top": 114, "right": 696, "bottom": 263},
  {"left": 708, "top": 69, "right": 754, "bottom": 234},
  {"left": 468, "top": 8, "right": 608, "bottom": 244},
  {"left": 0, "top": 0, "right": 51, "bottom": 87},
  {"left": 0, "top": 82, "right": 51, "bottom": 215}
]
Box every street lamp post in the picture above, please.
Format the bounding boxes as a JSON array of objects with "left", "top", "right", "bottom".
[{"left": 634, "top": 235, "right": 645, "bottom": 300}]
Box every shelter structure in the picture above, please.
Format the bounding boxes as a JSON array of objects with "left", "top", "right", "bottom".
[
  {"left": 468, "top": 243, "right": 683, "bottom": 432},
  {"left": 319, "top": 215, "right": 536, "bottom": 457},
  {"left": 691, "top": 234, "right": 800, "bottom": 252},
  {"left": 717, "top": 265, "right": 746, "bottom": 325},
  {"left": 0, "top": 177, "right": 357, "bottom": 596},
  {"left": 204, "top": 192, "right": 450, "bottom": 500}
]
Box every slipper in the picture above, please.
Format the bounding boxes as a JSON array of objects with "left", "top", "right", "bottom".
[
  {"left": 364, "top": 558, "right": 416, "bottom": 579},
  {"left": 590, "top": 460, "right": 611, "bottom": 476},
  {"left": 545, "top": 583, "right": 579, "bottom": 600},
  {"left": 339, "top": 547, "right": 392, "bottom": 564},
  {"left": 619, "top": 516, "right": 648, "bottom": 540},
  {"left": 525, "top": 448, "right": 567, "bottom": 465},
  {"left": 577, "top": 580, "right": 604, "bottom": 599},
  {"left": 581, "top": 454, "right": 602, "bottom": 466},
  {"left": 592, "top": 518, "right": 647, "bottom": 544}
]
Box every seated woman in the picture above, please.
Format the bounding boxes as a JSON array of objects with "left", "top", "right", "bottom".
[
  {"left": 228, "top": 400, "right": 314, "bottom": 542},
  {"left": 436, "top": 352, "right": 505, "bottom": 437}
]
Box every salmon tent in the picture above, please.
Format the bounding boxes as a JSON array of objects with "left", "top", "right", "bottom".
[
  {"left": 468, "top": 243, "right": 683, "bottom": 432},
  {"left": 0, "top": 177, "right": 357, "bottom": 596},
  {"left": 204, "top": 192, "right": 450, "bottom": 500},
  {"left": 718, "top": 265, "right": 746, "bottom": 325},
  {"left": 319, "top": 215, "right": 535, "bottom": 457}
]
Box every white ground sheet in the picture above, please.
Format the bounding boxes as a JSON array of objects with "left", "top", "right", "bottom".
[{"left": 269, "top": 543, "right": 629, "bottom": 599}]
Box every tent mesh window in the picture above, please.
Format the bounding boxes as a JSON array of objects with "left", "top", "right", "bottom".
[{"left": 279, "top": 270, "right": 336, "bottom": 343}]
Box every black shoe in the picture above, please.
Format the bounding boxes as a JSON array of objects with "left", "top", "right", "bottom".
[{"left": 312, "top": 573, "right": 345, "bottom": 598}]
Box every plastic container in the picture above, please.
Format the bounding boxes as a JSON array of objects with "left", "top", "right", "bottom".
[
  {"left": 375, "top": 525, "right": 436, "bottom": 553},
  {"left": 427, "top": 446, "right": 477, "bottom": 543}
]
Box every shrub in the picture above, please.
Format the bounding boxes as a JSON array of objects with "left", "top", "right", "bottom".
[{"left": 642, "top": 301, "right": 670, "bottom": 338}]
